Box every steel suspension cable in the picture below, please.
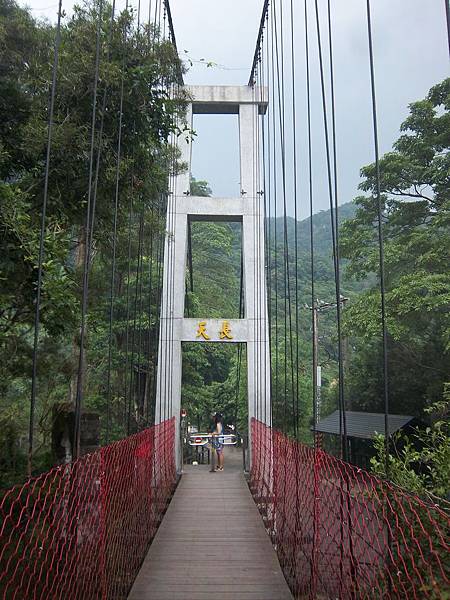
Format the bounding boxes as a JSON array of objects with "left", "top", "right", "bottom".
[
  {"left": 273, "top": 0, "right": 297, "bottom": 437},
  {"left": 129, "top": 175, "right": 148, "bottom": 428},
  {"left": 257, "top": 45, "right": 263, "bottom": 464},
  {"left": 289, "top": 0, "right": 301, "bottom": 439},
  {"left": 259, "top": 40, "right": 268, "bottom": 428},
  {"left": 166, "top": 82, "right": 178, "bottom": 424},
  {"left": 366, "top": 0, "right": 390, "bottom": 470},
  {"left": 144, "top": 208, "right": 155, "bottom": 425},
  {"left": 304, "top": 0, "right": 317, "bottom": 443},
  {"left": 313, "top": 0, "right": 348, "bottom": 458},
  {"left": 85, "top": 0, "right": 118, "bottom": 441},
  {"left": 264, "top": 13, "right": 274, "bottom": 430},
  {"left": 270, "top": 0, "right": 279, "bottom": 431},
  {"left": 275, "top": 0, "right": 292, "bottom": 552},
  {"left": 253, "top": 69, "right": 260, "bottom": 425},
  {"left": 74, "top": 0, "right": 104, "bottom": 458},
  {"left": 445, "top": 0, "right": 450, "bottom": 59},
  {"left": 106, "top": 0, "right": 128, "bottom": 444},
  {"left": 304, "top": 4, "right": 320, "bottom": 592},
  {"left": 327, "top": 0, "right": 347, "bottom": 459},
  {"left": 125, "top": 188, "right": 134, "bottom": 434},
  {"left": 28, "top": 0, "right": 63, "bottom": 476}
]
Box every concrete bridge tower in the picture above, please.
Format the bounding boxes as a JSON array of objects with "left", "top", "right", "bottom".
[{"left": 155, "top": 85, "right": 270, "bottom": 470}]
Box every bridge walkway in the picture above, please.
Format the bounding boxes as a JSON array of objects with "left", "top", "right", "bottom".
[{"left": 128, "top": 447, "right": 292, "bottom": 600}]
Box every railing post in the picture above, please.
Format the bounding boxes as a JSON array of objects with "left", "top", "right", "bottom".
[{"left": 99, "top": 448, "right": 107, "bottom": 600}]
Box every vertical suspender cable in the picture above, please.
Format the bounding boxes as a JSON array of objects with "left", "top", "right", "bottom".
[
  {"left": 304, "top": 3, "right": 319, "bottom": 594},
  {"left": 250, "top": 78, "right": 258, "bottom": 427},
  {"left": 304, "top": 0, "right": 317, "bottom": 440},
  {"left": 265, "top": 14, "right": 273, "bottom": 430},
  {"left": 145, "top": 208, "right": 155, "bottom": 425},
  {"left": 134, "top": 3, "right": 151, "bottom": 429},
  {"left": 270, "top": 0, "right": 279, "bottom": 431},
  {"left": 155, "top": 193, "right": 165, "bottom": 425},
  {"left": 106, "top": 0, "right": 128, "bottom": 444},
  {"left": 314, "top": 2, "right": 350, "bottom": 591},
  {"left": 261, "top": 25, "right": 270, "bottom": 428},
  {"left": 259, "top": 42, "right": 267, "bottom": 428},
  {"left": 29, "top": 0, "right": 63, "bottom": 476},
  {"left": 274, "top": 0, "right": 296, "bottom": 437},
  {"left": 74, "top": 0, "right": 104, "bottom": 459},
  {"left": 272, "top": 0, "right": 289, "bottom": 550},
  {"left": 289, "top": 0, "right": 301, "bottom": 438},
  {"left": 445, "top": 0, "right": 450, "bottom": 59},
  {"left": 88, "top": 0, "right": 117, "bottom": 442},
  {"left": 366, "top": 0, "right": 390, "bottom": 470},
  {"left": 313, "top": 0, "right": 348, "bottom": 458},
  {"left": 75, "top": 0, "right": 118, "bottom": 450},
  {"left": 129, "top": 210, "right": 145, "bottom": 430},
  {"left": 328, "top": 9, "right": 357, "bottom": 593},
  {"left": 125, "top": 191, "right": 134, "bottom": 434},
  {"left": 327, "top": 0, "right": 347, "bottom": 459}
]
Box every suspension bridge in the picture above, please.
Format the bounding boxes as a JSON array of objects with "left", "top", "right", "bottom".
[{"left": 1, "top": 0, "right": 449, "bottom": 599}]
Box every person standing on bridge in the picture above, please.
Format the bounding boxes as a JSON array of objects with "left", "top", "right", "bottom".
[{"left": 211, "top": 412, "right": 225, "bottom": 472}]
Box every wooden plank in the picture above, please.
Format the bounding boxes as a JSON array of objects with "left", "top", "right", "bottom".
[{"left": 128, "top": 448, "right": 292, "bottom": 600}]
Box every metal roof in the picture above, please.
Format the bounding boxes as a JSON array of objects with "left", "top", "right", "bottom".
[{"left": 314, "top": 410, "right": 414, "bottom": 439}]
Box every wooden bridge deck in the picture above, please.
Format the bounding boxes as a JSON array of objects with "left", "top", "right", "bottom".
[{"left": 128, "top": 448, "right": 293, "bottom": 600}]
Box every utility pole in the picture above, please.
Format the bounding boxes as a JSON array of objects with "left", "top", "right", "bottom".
[
  {"left": 308, "top": 296, "right": 349, "bottom": 429},
  {"left": 312, "top": 305, "right": 319, "bottom": 426}
]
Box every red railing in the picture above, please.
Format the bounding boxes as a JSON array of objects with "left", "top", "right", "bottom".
[
  {"left": 250, "top": 418, "right": 450, "bottom": 600},
  {"left": 0, "top": 418, "right": 176, "bottom": 600}
]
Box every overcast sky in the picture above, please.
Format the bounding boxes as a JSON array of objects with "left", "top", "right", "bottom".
[{"left": 25, "top": 0, "right": 449, "bottom": 217}]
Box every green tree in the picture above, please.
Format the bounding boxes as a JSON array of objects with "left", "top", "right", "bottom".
[
  {"left": 371, "top": 398, "right": 450, "bottom": 500},
  {"left": 341, "top": 78, "right": 450, "bottom": 417},
  {"left": 190, "top": 176, "right": 212, "bottom": 197},
  {"left": 0, "top": 0, "right": 186, "bottom": 484}
]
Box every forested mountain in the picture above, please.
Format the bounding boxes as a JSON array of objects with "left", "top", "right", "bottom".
[{"left": 272, "top": 200, "right": 357, "bottom": 253}]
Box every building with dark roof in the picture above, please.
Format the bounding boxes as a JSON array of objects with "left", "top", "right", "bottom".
[{"left": 313, "top": 410, "right": 415, "bottom": 468}]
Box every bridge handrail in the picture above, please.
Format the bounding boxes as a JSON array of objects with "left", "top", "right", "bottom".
[
  {"left": 249, "top": 418, "right": 450, "bottom": 600},
  {"left": 0, "top": 418, "right": 177, "bottom": 600},
  {"left": 188, "top": 433, "right": 237, "bottom": 446}
]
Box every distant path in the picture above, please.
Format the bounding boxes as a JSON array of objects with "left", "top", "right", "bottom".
[{"left": 128, "top": 447, "right": 293, "bottom": 600}]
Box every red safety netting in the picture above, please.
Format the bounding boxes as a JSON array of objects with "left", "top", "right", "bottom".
[
  {"left": 250, "top": 418, "right": 450, "bottom": 600},
  {"left": 0, "top": 418, "right": 176, "bottom": 600}
]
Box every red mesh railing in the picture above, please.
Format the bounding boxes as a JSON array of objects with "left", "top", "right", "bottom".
[
  {"left": 0, "top": 418, "right": 176, "bottom": 600},
  {"left": 250, "top": 418, "right": 450, "bottom": 600}
]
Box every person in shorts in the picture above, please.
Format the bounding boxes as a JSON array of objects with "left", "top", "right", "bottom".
[{"left": 211, "top": 412, "right": 225, "bottom": 472}]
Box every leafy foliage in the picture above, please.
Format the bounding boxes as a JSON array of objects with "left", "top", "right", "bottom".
[
  {"left": 371, "top": 397, "right": 450, "bottom": 500},
  {"left": 341, "top": 78, "right": 450, "bottom": 417},
  {"left": 0, "top": 0, "right": 186, "bottom": 485}
]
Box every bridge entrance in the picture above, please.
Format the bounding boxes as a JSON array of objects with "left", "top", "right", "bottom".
[
  {"left": 155, "top": 86, "right": 270, "bottom": 471},
  {"left": 181, "top": 341, "right": 248, "bottom": 469}
]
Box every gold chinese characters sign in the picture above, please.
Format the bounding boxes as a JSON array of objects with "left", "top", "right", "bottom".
[{"left": 196, "top": 321, "right": 234, "bottom": 341}]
